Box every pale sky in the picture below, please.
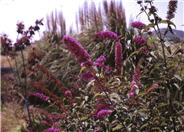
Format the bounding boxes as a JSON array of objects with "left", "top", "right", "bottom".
[{"left": 0, "top": 0, "right": 183, "bottom": 42}]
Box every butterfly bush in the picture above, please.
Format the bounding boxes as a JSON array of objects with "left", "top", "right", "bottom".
[
  {"left": 96, "top": 109, "right": 112, "bottom": 118},
  {"left": 134, "top": 35, "right": 147, "bottom": 47},
  {"left": 128, "top": 67, "right": 142, "bottom": 98},
  {"left": 31, "top": 92, "right": 49, "bottom": 102},
  {"left": 167, "top": 0, "right": 178, "bottom": 20},
  {"left": 64, "top": 90, "right": 72, "bottom": 97},
  {"left": 81, "top": 72, "right": 94, "bottom": 82},
  {"left": 131, "top": 21, "right": 146, "bottom": 30},
  {"left": 152, "top": 83, "right": 159, "bottom": 88},
  {"left": 94, "top": 31, "right": 120, "bottom": 40},
  {"left": 115, "top": 42, "right": 122, "bottom": 74},
  {"left": 150, "top": 83, "right": 159, "bottom": 92},
  {"left": 96, "top": 56, "right": 106, "bottom": 63},
  {"left": 41, "top": 120, "right": 49, "bottom": 126},
  {"left": 62, "top": 36, "right": 92, "bottom": 64}
]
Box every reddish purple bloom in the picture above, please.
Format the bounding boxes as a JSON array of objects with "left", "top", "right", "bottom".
[
  {"left": 95, "top": 103, "right": 112, "bottom": 112},
  {"left": 167, "top": 0, "right": 178, "bottom": 20},
  {"left": 41, "top": 120, "right": 49, "bottom": 126},
  {"left": 128, "top": 67, "right": 141, "bottom": 98},
  {"left": 80, "top": 60, "right": 94, "bottom": 67},
  {"left": 115, "top": 42, "right": 122, "bottom": 74},
  {"left": 81, "top": 72, "right": 94, "bottom": 82},
  {"left": 134, "top": 35, "right": 146, "bottom": 47},
  {"left": 31, "top": 92, "right": 49, "bottom": 102},
  {"left": 70, "top": 82, "right": 79, "bottom": 89},
  {"left": 43, "top": 128, "right": 59, "bottom": 132},
  {"left": 152, "top": 83, "right": 159, "bottom": 88},
  {"left": 149, "top": 6, "right": 157, "bottom": 14},
  {"left": 97, "top": 109, "right": 111, "bottom": 118},
  {"left": 127, "top": 92, "right": 134, "bottom": 98},
  {"left": 64, "top": 90, "right": 72, "bottom": 97},
  {"left": 131, "top": 21, "right": 146, "bottom": 30},
  {"left": 62, "top": 36, "right": 91, "bottom": 64},
  {"left": 96, "top": 56, "right": 106, "bottom": 63},
  {"left": 1, "top": 34, "right": 13, "bottom": 54},
  {"left": 17, "top": 22, "right": 25, "bottom": 34},
  {"left": 94, "top": 31, "right": 120, "bottom": 40}
]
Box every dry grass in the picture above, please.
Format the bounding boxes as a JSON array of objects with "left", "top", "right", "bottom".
[
  {"left": 0, "top": 56, "right": 15, "bottom": 67},
  {"left": 1, "top": 102, "right": 27, "bottom": 132}
]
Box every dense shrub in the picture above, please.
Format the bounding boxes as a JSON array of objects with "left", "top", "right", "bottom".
[{"left": 1, "top": 0, "right": 184, "bottom": 132}]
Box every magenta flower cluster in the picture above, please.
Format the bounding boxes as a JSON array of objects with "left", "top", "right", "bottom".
[
  {"left": 150, "top": 83, "right": 159, "bottom": 92},
  {"left": 62, "top": 36, "right": 91, "bottom": 64},
  {"left": 127, "top": 67, "right": 141, "bottom": 98},
  {"left": 152, "top": 84, "right": 159, "bottom": 88},
  {"left": 64, "top": 90, "right": 72, "bottom": 97},
  {"left": 131, "top": 21, "right": 146, "bottom": 30},
  {"left": 94, "top": 31, "right": 120, "bottom": 40},
  {"left": 134, "top": 35, "right": 147, "bottom": 47},
  {"left": 81, "top": 72, "right": 94, "bottom": 82},
  {"left": 43, "top": 128, "right": 59, "bottom": 132},
  {"left": 115, "top": 42, "right": 122, "bottom": 74},
  {"left": 94, "top": 56, "right": 111, "bottom": 74},
  {"left": 97, "top": 109, "right": 112, "bottom": 118},
  {"left": 41, "top": 120, "right": 49, "bottom": 126},
  {"left": 96, "top": 56, "right": 106, "bottom": 63},
  {"left": 32, "top": 92, "right": 49, "bottom": 102}
]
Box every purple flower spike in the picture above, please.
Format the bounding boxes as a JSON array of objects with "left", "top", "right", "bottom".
[
  {"left": 81, "top": 72, "right": 94, "bottom": 82},
  {"left": 134, "top": 35, "right": 146, "bottom": 47},
  {"left": 62, "top": 36, "right": 91, "bottom": 64},
  {"left": 128, "top": 66, "right": 142, "bottom": 98},
  {"left": 131, "top": 21, "right": 146, "bottom": 30},
  {"left": 96, "top": 56, "right": 106, "bottom": 63},
  {"left": 94, "top": 31, "right": 119, "bottom": 40},
  {"left": 31, "top": 92, "right": 49, "bottom": 102},
  {"left": 167, "top": 1, "right": 178, "bottom": 20},
  {"left": 115, "top": 42, "right": 122, "bottom": 74},
  {"left": 41, "top": 120, "right": 49, "bottom": 126},
  {"left": 97, "top": 109, "right": 111, "bottom": 118}
]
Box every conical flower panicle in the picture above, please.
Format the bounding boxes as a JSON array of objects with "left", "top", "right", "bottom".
[
  {"left": 167, "top": 0, "right": 178, "bottom": 20},
  {"left": 128, "top": 66, "right": 142, "bottom": 98},
  {"left": 131, "top": 21, "right": 146, "bottom": 30},
  {"left": 115, "top": 42, "right": 122, "bottom": 74},
  {"left": 94, "top": 31, "right": 120, "bottom": 40},
  {"left": 62, "top": 36, "right": 91, "bottom": 64}
]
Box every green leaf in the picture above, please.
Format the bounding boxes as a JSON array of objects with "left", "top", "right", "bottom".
[
  {"left": 129, "top": 51, "right": 139, "bottom": 58},
  {"left": 112, "top": 124, "right": 123, "bottom": 131},
  {"left": 80, "top": 116, "right": 88, "bottom": 121},
  {"left": 152, "top": 127, "right": 161, "bottom": 130},
  {"left": 79, "top": 66, "right": 86, "bottom": 74},
  {"left": 159, "top": 103, "right": 168, "bottom": 107},
  {"left": 93, "top": 93, "right": 105, "bottom": 98},
  {"left": 143, "top": 24, "right": 155, "bottom": 32},
  {"left": 140, "top": 123, "right": 149, "bottom": 130},
  {"left": 166, "top": 46, "right": 172, "bottom": 54},
  {"left": 159, "top": 20, "right": 176, "bottom": 28},
  {"left": 148, "top": 12, "right": 152, "bottom": 16},
  {"left": 147, "top": 38, "right": 159, "bottom": 45},
  {"left": 160, "top": 122, "right": 167, "bottom": 126}
]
